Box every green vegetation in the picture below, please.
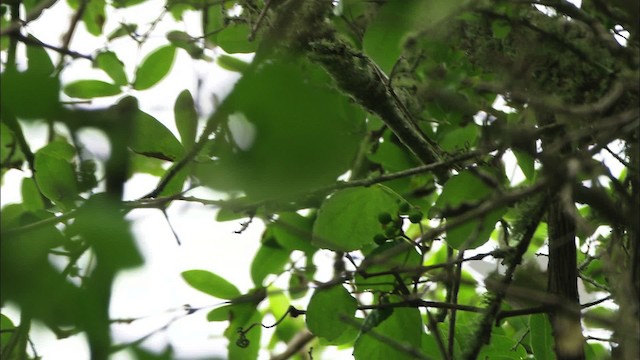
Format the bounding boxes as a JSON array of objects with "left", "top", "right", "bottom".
[{"left": 1, "top": 0, "right": 638, "bottom": 359}]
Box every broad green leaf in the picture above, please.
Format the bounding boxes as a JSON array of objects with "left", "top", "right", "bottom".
[
  {"left": 363, "top": 0, "right": 423, "bottom": 73},
  {"left": 353, "top": 306, "right": 423, "bottom": 360},
  {"left": 1, "top": 211, "right": 81, "bottom": 327},
  {"left": 530, "top": 314, "right": 554, "bottom": 360},
  {"left": 478, "top": 334, "right": 527, "bottom": 359},
  {"left": 360, "top": 307, "right": 393, "bottom": 333},
  {"left": 34, "top": 141, "right": 78, "bottom": 210},
  {"left": 1, "top": 42, "right": 60, "bottom": 119},
  {"left": 271, "top": 212, "right": 316, "bottom": 254},
  {"left": 131, "top": 346, "right": 174, "bottom": 360},
  {"left": 363, "top": 0, "right": 465, "bottom": 73},
  {"left": 133, "top": 46, "right": 177, "bottom": 90},
  {"left": 368, "top": 132, "right": 419, "bottom": 172},
  {"left": 21, "top": 177, "right": 44, "bottom": 211},
  {"left": 207, "top": 304, "right": 234, "bottom": 322},
  {"left": 107, "top": 23, "right": 137, "bottom": 41},
  {"left": 182, "top": 269, "right": 241, "bottom": 300},
  {"left": 513, "top": 150, "right": 535, "bottom": 181},
  {"left": 438, "top": 124, "right": 479, "bottom": 152},
  {"left": 216, "top": 23, "right": 257, "bottom": 53},
  {"left": 174, "top": 90, "right": 198, "bottom": 149},
  {"left": 194, "top": 58, "right": 365, "bottom": 199},
  {"left": 585, "top": 342, "right": 608, "bottom": 360},
  {"left": 217, "top": 54, "right": 250, "bottom": 73},
  {"left": 112, "top": 0, "right": 148, "bottom": 8},
  {"left": 226, "top": 305, "right": 261, "bottom": 360},
  {"left": 268, "top": 290, "right": 304, "bottom": 344},
  {"left": 64, "top": 80, "right": 122, "bottom": 99},
  {"left": 72, "top": 195, "right": 143, "bottom": 271},
  {"left": 203, "top": 4, "right": 224, "bottom": 44},
  {"left": 306, "top": 285, "right": 358, "bottom": 343},
  {"left": 0, "top": 314, "right": 15, "bottom": 350},
  {"left": 167, "top": 31, "right": 204, "bottom": 59},
  {"left": 82, "top": 0, "right": 106, "bottom": 36},
  {"left": 0, "top": 123, "right": 26, "bottom": 171},
  {"left": 131, "top": 110, "right": 185, "bottom": 161},
  {"left": 95, "top": 51, "right": 128, "bottom": 85},
  {"left": 355, "top": 241, "right": 421, "bottom": 293},
  {"left": 36, "top": 139, "right": 75, "bottom": 160},
  {"left": 312, "top": 185, "right": 401, "bottom": 251},
  {"left": 250, "top": 238, "right": 291, "bottom": 286},
  {"left": 433, "top": 170, "right": 505, "bottom": 249}
]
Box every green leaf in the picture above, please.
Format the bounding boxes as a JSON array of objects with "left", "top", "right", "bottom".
[
  {"left": 21, "top": 177, "right": 44, "bottom": 211},
  {"left": 217, "top": 54, "right": 250, "bottom": 73},
  {"left": 174, "top": 90, "right": 198, "bottom": 149},
  {"left": 355, "top": 241, "right": 421, "bottom": 293},
  {"left": 312, "top": 185, "right": 401, "bottom": 251},
  {"left": 64, "top": 80, "right": 122, "bottom": 99},
  {"left": 271, "top": 212, "right": 317, "bottom": 254},
  {"left": 167, "top": 31, "right": 205, "bottom": 59},
  {"left": 530, "top": 314, "right": 554, "bottom": 360},
  {"left": 72, "top": 195, "right": 143, "bottom": 271},
  {"left": 182, "top": 269, "right": 241, "bottom": 300},
  {"left": 226, "top": 305, "right": 262, "bottom": 360},
  {"left": 306, "top": 285, "right": 358, "bottom": 343},
  {"left": 478, "top": 334, "right": 527, "bottom": 359},
  {"left": 95, "top": 51, "right": 128, "bottom": 85},
  {"left": 34, "top": 141, "right": 78, "bottom": 210},
  {"left": 207, "top": 304, "right": 234, "bottom": 322},
  {"left": 203, "top": 4, "right": 224, "bottom": 44},
  {"left": 107, "top": 23, "right": 137, "bottom": 41},
  {"left": 438, "top": 124, "right": 479, "bottom": 152},
  {"left": 0, "top": 314, "right": 15, "bottom": 351},
  {"left": 133, "top": 46, "right": 177, "bottom": 90},
  {"left": 194, "top": 58, "right": 365, "bottom": 199},
  {"left": 491, "top": 19, "right": 512, "bottom": 39},
  {"left": 0, "top": 123, "right": 26, "bottom": 171},
  {"left": 1, "top": 42, "right": 60, "bottom": 119},
  {"left": 433, "top": 170, "right": 505, "bottom": 249},
  {"left": 353, "top": 306, "right": 423, "bottom": 360},
  {"left": 131, "top": 110, "right": 185, "bottom": 161},
  {"left": 513, "top": 150, "right": 535, "bottom": 181},
  {"left": 82, "top": 0, "right": 106, "bottom": 36},
  {"left": 363, "top": 0, "right": 465, "bottom": 73},
  {"left": 216, "top": 23, "right": 257, "bottom": 54},
  {"left": 250, "top": 238, "right": 291, "bottom": 286}
]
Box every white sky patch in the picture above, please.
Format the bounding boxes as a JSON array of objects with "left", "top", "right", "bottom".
[{"left": 228, "top": 112, "right": 257, "bottom": 151}]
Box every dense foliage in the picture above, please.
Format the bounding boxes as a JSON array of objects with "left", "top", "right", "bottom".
[{"left": 1, "top": 0, "right": 638, "bottom": 359}]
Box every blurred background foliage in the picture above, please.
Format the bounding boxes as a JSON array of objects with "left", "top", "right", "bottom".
[{"left": 1, "top": 0, "right": 638, "bottom": 359}]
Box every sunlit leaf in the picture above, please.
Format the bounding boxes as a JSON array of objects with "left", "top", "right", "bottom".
[
  {"left": 95, "top": 51, "right": 128, "bottom": 85},
  {"left": 21, "top": 177, "right": 44, "bottom": 211},
  {"left": 250, "top": 238, "right": 291, "bottom": 286},
  {"left": 313, "top": 185, "right": 402, "bottom": 251},
  {"left": 217, "top": 54, "right": 250, "bottom": 73},
  {"left": 306, "top": 285, "right": 358, "bottom": 343},
  {"left": 194, "top": 58, "right": 365, "bottom": 198},
  {"left": 64, "top": 80, "right": 122, "bottom": 99},
  {"left": 271, "top": 212, "right": 316, "bottom": 254},
  {"left": 174, "top": 89, "right": 198, "bottom": 149},
  {"left": 216, "top": 23, "right": 256, "bottom": 54},
  {"left": 355, "top": 241, "right": 421, "bottom": 293},
  {"left": 182, "top": 269, "right": 241, "bottom": 300},
  {"left": 354, "top": 306, "right": 423, "bottom": 360},
  {"left": 530, "top": 314, "right": 554, "bottom": 360},
  {"left": 133, "top": 46, "right": 177, "bottom": 90},
  {"left": 34, "top": 141, "right": 78, "bottom": 210},
  {"left": 131, "top": 110, "right": 184, "bottom": 161},
  {"left": 433, "top": 170, "right": 505, "bottom": 249}
]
